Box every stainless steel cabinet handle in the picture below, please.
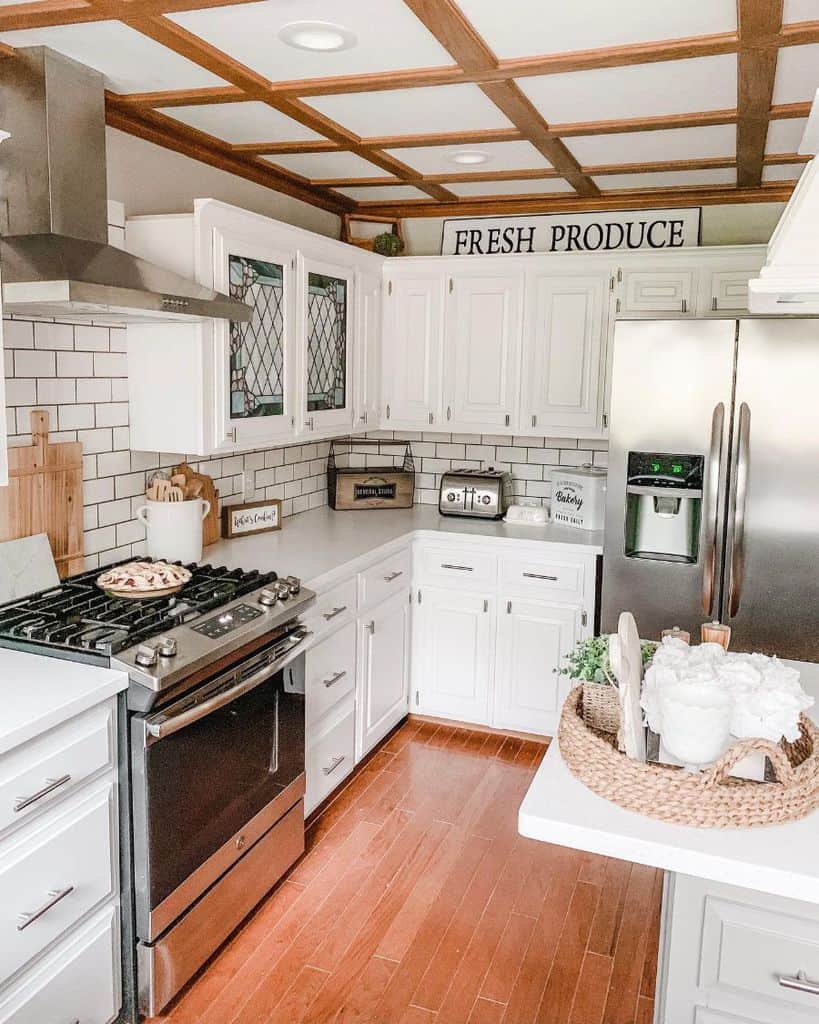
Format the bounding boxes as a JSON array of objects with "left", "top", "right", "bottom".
[
  {"left": 323, "top": 755, "right": 346, "bottom": 776},
  {"left": 17, "top": 886, "right": 74, "bottom": 931},
  {"left": 701, "top": 402, "right": 725, "bottom": 616},
  {"left": 727, "top": 402, "right": 751, "bottom": 618},
  {"left": 711, "top": 296, "right": 718, "bottom": 311},
  {"left": 307, "top": 416, "right": 315, "bottom": 430},
  {"left": 483, "top": 599, "right": 488, "bottom": 613},
  {"left": 523, "top": 571, "right": 558, "bottom": 581},
  {"left": 531, "top": 415, "right": 537, "bottom": 428},
  {"left": 366, "top": 621, "right": 375, "bottom": 634},
  {"left": 322, "top": 605, "right": 348, "bottom": 621},
  {"left": 681, "top": 298, "right": 688, "bottom": 313},
  {"left": 441, "top": 563, "right": 473, "bottom": 572},
  {"left": 386, "top": 404, "right": 391, "bottom": 420},
  {"left": 14, "top": 774, "right": 72, "bottom": 812},
  {"left": 323, "top": 670, "right": 347, "bottom": 688},
  {"left": 227, "top": 427, "right": 237, "bottom": 443},
  {"left": 504, "top": 414, "right": 510, "bottom": 426},
  {"left": 428, "top": 411, "right": 434, "bottom": 424},
  {"left": 779, "top": 970, "right": 819, "bottom": 996},
  {"left": 383, "top": 570, "right": 403, "bottom": 582}
]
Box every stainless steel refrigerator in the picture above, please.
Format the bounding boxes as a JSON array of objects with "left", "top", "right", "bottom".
[{"left": 601, "top": 318, "right": 819, "bottom": 662}]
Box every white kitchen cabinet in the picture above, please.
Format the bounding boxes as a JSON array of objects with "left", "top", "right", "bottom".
[
  {"left": 520, "top": 272, "right": 610, "bottom": 435},
  {"left": 443, "top": 272, "right": 523, "bottom": 433},
  {"left": 0, "top": 269, "right": 7, "bottom": 488},
  {"left": 382, "top": 271, "right": 444, "bottom": 429},
  {"left": 701, "top": 269, "right": 753, "bottom": 314},
  {"left": 357, "top": 589, "right": 411, "bottom": 759},
  {"left": 354, "top": 269, "right": 382, "bottom": 430},
  {"left": 494, "top": 598, "right": 580, "bottom": 735},
  {"left": 414, "top": 587, "right": 494, "bottom": 725},
  {"left": 306, "top": 697, "right": 355, "bottom": 815},
  {"left": 618, "top": 266, "right": 697, "bottom": 316}
]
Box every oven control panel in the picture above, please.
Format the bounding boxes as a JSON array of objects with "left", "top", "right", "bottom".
[{"left": 192, "top": 603, "right": 263, "bottom": 639}]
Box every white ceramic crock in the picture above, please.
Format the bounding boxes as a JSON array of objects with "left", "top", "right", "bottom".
[{"left": 136, "top": 498, "right": 211, "bottom": 564}]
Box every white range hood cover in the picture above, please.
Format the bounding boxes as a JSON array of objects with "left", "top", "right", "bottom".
[{"left": 748, "top": 90, "right": 819, "bottom": 313}]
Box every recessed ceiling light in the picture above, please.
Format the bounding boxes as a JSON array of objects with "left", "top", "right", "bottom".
[
  {"left": 279, "top": 20, "right": 357, "bottom": 52},
  {"left": 450, "top": 151, "right": 491, "bottom": 166}
]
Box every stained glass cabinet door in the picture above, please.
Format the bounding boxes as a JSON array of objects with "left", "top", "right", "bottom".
[{"left": 300, "top": 256, "right": 354, "bottom": 433}]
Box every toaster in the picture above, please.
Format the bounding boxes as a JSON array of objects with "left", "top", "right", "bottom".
[{"left": 439, "top": 468, "right": 512, "bottom": 519}]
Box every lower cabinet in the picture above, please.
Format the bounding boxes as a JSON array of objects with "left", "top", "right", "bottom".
[
  {"left": 357, "top": 590, "right": 411, "bottom": 760},
  {"left": 305, "top": 698, "right": 355, "bottom": 816}
]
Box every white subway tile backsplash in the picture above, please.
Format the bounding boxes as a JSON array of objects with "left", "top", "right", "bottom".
[
  {"left": 76, "top": 427, "right": 113, "bottom": 454},
  {"left": 5, "top": 379, "right": 36, "bottom": 406},
  {"left": 115, "top": 471, "right": 148, "bottom": 499},
  {"left": 4, "top": 319, "right": 34, "bottom": 348},
  {"left": 84, "top": 477, "right": 115, "bottom": 505},
  {"left": 109, "top": 329, "right": 128, "bottom": 353},
  {"left": 37, "top": 378, "right": 76, "bottom": 405},
  {"left": 57, "top": 351, "right": 92, "bottom": 377},
  {"left": 83, "top": 526, "right": 117, "bottom": 556},
  {"left": 15, "top": 349, "right": 56, "bottom": 378},
  {"left": 98, "top": 498, "right": 133, "bottom": 527},
  {"left": 76, "top": 378, "right": 112, "bottom": 403},
  {"left": 93, "top": 352, "right": 128, "bottom": 377},
  {"left": 34, "top": 322, "right": 74, "bottom": 350},
  {"left": 74, "top": 325, "right": 111, "bottom": 352},
  {"left": 97, "top": 450, "right": 132, "bottom": 477},
  {"left": 95, "top": 402, "right": 129, "bottom": 428},
  {"left": 59, "top": 404, "right": 95, "bottom": 430}
]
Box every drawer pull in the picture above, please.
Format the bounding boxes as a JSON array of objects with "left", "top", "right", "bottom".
[
  {"left": 323, "top": 755, "right": 346, "bottom": 776},
  {"left": 322, "top": 606, "right": 348, "bottom": 621},
  {"left": 17, "top": 885, "right": 74, "bottom": 931},
  {"left": 14, "top": 774, "right": 72, "bottom": 812},
  {"left": 779, "top": 970, "right": 819, "bottom": 996},
  {"left": 323, "top": 670, "right": 347, "bottom": 688},
  {"left": 523, "top": 572, "right": 558, "bottom": 582},
  {"left": 383, "top": 570, "right": 404, "bottom": 582},
  {"left": 441, "top": 563, "right": 473, "bottom": 572}
]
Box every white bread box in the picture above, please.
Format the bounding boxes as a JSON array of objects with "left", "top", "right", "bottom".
[{"left": 551, "top": 465, "right": 607, "bottom": 531}]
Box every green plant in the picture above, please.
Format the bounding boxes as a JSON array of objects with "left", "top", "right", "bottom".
[
  {"left": 373, "top": 231, "right": 404, "bottom": 257},
  {"left": 559, "top": 635, "right": 658, "bottom": 684}
]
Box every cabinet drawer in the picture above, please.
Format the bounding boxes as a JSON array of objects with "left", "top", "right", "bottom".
[
  {"left": 0, "top": 905, "right": 119, "bottom": 1024},
  {"left": 0, "top": 780, "right": 116, "bottom": 984},
  {"left": 358, "top": 548, "right": 411, "bottom": 612},
  {"left": 302, "top": 577, "right": 357, "bottom": 643},
  {"left": 305, "top": 621, "right": 356, "bottom": 726},
  {"left": 0, "top": 702, "right": 114, "bottom": 838},
  {"left": 416, "top": 546, "right": 496, "bottom": 588},
  {"left": 498, "top": 555, "right": 584, "bottom": 601},
  {"left": 305, "top": 700, "right": 355, "bottom": 815}
]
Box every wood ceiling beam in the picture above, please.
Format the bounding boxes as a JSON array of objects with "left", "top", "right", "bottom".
[{"left": 736, "top": 0, "right": 784, "bottom": 188}]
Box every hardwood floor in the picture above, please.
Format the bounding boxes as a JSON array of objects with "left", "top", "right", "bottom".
[{"left": 149, "top": 719, "right": 662, "bottom": 1024}]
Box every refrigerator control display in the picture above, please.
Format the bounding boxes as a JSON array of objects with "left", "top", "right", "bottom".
[{"left": 627, "top": 452, "right": 703, "bottom": 489}]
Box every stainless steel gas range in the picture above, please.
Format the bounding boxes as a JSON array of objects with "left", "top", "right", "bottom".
[{"left": 0, "top": 562, "right": 315, "bottom": 1020}]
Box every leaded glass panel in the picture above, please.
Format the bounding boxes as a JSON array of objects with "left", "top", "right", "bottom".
[
  {"left": 307, "top": 272, "right": 347, "bottom": 412},
  {"left": 228, "top": 255, "right": 284, "bottom": 419}
]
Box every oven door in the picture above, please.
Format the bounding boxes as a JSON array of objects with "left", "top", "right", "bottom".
[{"left": 131, "top": 637, "right": 305, "bottom": 942}]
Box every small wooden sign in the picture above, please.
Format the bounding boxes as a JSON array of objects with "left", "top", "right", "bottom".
[{"left": 221, "top": 499, "right": 282, "bottom": 538}]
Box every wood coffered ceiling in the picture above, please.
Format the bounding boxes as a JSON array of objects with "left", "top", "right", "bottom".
[{"left": 0, "top": 0, "right": 815, "bottom": 218}]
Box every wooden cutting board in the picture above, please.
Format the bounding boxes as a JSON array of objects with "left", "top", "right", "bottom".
[
  {"left": 1, "top": 410, "right": 84, "bottom": 579},
  {"left": 171, "top": 462, "right": 221, "bottom": 546}
]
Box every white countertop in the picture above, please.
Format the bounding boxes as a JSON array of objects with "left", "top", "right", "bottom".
[
  {"left": 519, "top": 660, "right": 819, "bottom": 904},
  {"left": 0, "top": 648, "right": 128, "bottom": 755},
  {"left": 207, "top": 504, "right": 603, "bottom": 589}
]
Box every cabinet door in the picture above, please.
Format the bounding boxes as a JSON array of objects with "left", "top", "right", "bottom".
[
  {"left": 520, "top": 273, "right": 608, "bottom": 434},
  {"left": 703, "top": 269, "right": 752, "bottom": 314},
  {"left": 358, "top": 590, "right": 410, "bottom": 759},
  {"left": 382, "top": 274, "right": 444, "bottom": 429},
  {"left": 414, "top": 587, "right": 493, "bottom": 725},
  {"left": 300, "top": 255, "right": 354, "bottom": 434},
  {"left": 354, "top": 269, "right": 382, "bottom": 431},
  {"left": 494, "top": 598, "right": 579, "bottom": 735},
  {"left": 211, "top": 227, "right": 294, "bottom": 449},
  {"left": 444, "top": 273, "right": 523, "bottom": 433},
  {"left": 620, "top": 268, "right": 696, "bottom": 315}
]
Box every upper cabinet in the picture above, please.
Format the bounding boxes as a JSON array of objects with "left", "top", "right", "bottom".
[
  {"left": 300, "top": 255, "right": 353, "bottom": 435},
  {"left": 354, "top": 269, "right": 382, "bottom": 431},
  {"left": 0, "top": 268, "right": 7, "bottom": 487},
  {"left": 618, "top": 266, "right": 697, "bottom": 317}
]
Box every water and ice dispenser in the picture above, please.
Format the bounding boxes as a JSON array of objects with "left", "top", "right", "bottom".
[{"left": 624, "top": 452, "right": 704, "bottom": 563}]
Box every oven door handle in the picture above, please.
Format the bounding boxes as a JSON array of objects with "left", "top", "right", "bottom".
[{"left": 146, "top": 638, "right": 303, "bottom": 741}]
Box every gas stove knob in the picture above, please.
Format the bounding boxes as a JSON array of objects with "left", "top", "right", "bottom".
[
  {"left": 156, "top": 636, "right": 177, "bottom": 658},
  {"left": 285, "top": 575, "right": 301, "bottom": 595},
  {"left": 135, "top": 643, "right": 158, "bottom": 668},
  {"left": 274, "top": 582, "right": 291, "bottom": 601},
  {"left": 258, "top": 588, "right": 279, "bottom": 608}
]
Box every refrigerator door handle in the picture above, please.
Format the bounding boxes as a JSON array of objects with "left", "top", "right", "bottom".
[
  {"left": 727, "top": 402, "right": 751, "bottom": 618},
  {"left": 701, "top": 402, "right": 726, "bottom": 617}
]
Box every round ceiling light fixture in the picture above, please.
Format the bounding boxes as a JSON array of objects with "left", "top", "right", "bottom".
[
  {"left": 449, "top": 151, "right": 491, "bottom": 166},
  {"left": 279, "top": 20, "right": 357, "bottom": 52}
]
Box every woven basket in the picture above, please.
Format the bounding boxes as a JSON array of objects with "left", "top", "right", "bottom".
[
  {"left": 559, "top": 685, "right": 819, "bottom": 828},
  {"left": 581, "top": 681, "right": 621, "bottom": 735}
]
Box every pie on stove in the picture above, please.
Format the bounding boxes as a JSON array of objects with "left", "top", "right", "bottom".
[{"left": 96, "top": 560, "right": 192, "bottom": 593}]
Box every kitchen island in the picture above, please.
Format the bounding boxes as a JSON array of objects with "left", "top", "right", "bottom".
[{"left": 520, "top": 660, "right": 819, "bottom": 1023}]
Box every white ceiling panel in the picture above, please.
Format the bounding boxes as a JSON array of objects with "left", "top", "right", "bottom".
[
  {"left": 454, "top": 0, "right": 737, "bottom": 58},
  {"left": 0, "top": 22, "right": 226, "bottom": 92},
  {"left": 766, "top": 117, "right": 809, "bottom": 153},
  {"left": 518, "top": 54, "right": 737, "bottom": 124},
  {"left": 305, "top": 84, "right": 513, "bottom": 137},
  {"left": 385, "top": 140, "right": 550, "bottom": 175},
  {"left": 334, "top": 185, "right": 430, "bottom": 200},
  {"left": 762, "top": 162, "right": 808, "bottom": 181},
  {"left": 566, "top": 123, "right": 737, "bottom": 166},
  {"left": 448, "top": 178, "right": 576, "bottom": 196},
  {"left": 157, "top": 102, "right": 322, "bottom": 144},
  {"left": 783, "top": 0, "right": 819, "bottom": 23},
  {"left": 772, "top": 44, "right": 819, "bottom": 105},
  {"left": 169, "top": 0, "right": 453, "bottom": 80},
  {"left": 594, "top": 167, "right": 736, "bottom": 190},
  {"left": 261, "top": 150, "right": 391, "bottom": 179}
]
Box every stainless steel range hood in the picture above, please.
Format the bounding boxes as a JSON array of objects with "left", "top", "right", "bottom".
[{"left": 0, "top": 47, "right": 251, "bottom": 323}]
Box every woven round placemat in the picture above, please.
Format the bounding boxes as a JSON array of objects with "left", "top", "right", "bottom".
[{"left": 559, "top": 685, "right": 819, "bottom": 828}]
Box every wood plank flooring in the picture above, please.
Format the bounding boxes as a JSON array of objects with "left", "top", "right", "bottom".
[{"left": 149, "top": 719, "right": 662, "bottom": 1024}]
